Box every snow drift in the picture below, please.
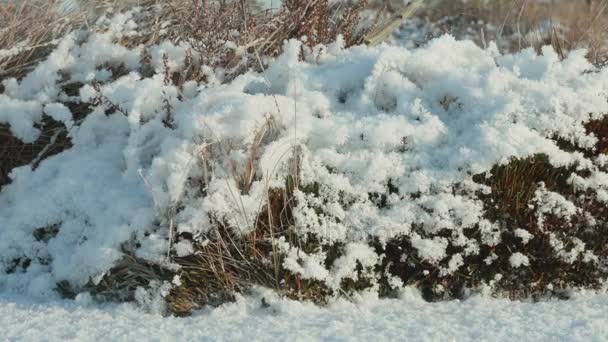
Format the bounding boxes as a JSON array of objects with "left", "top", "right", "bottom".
[{"left": 1, "top": 9, "right": 608, "bottom": 312}]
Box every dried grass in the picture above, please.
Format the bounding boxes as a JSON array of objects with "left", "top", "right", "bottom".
[
  {"left": 0, "top": 120, "right": 72, "bottom": 188},
  {"left": 158, "top": 0, "right": 370, "bottom": 80},
  {"left": 0, "top": 1, "right": 88, "bottom": 80},
  {"left": 420, "top": 0, "right": 608, "bottom": 64}
]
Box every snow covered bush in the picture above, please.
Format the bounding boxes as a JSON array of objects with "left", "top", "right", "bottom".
[{"left": 2, "top": 3, "right": 608, "bottom": 315}]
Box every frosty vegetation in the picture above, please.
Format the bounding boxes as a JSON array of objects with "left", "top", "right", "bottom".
[{"left": 2, "top": 1, "right": 608, "bottom": 316}]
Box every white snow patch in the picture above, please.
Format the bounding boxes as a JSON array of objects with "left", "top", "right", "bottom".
[
  {"left": 514, "top": 228, "right": 534, "bottom": 245},
  {"left": 509, "top": 252, "right": 530, "bottom": 268},
  {"left": 1, "top": 291, "right": 608, "bottom": 341}
]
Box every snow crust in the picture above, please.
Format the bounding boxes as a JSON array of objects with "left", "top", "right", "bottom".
[{"left": 2, "top": 9, "right": 608, "bottom": 298}]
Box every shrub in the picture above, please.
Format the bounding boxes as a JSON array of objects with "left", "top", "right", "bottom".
[{"left": 3, "top": 0, "right": 608, "bottom": 317}]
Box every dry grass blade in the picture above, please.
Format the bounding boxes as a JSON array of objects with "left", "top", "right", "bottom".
[
  {"left": 364, "top": 0, "right": 424, "bottom": 45},
  {"left": 0, "top": 0, "right": 86, "bottom": 79},
  {"left": 419, "top": 0, "right": 608, "bottom": 65}
]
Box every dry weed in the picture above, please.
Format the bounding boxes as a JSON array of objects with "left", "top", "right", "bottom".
[{"left": 418, "top": 0, "right": 608, "bottom": 64}]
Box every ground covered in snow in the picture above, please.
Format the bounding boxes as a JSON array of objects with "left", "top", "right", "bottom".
[
  {"left": 3, "top": 9, "right": 608, "bottom": 299},
  {"left": 3, "top": 2, "right": 608, "bottom": 337},
  {"left": 1, "top": 290, "right": 608, "bottom": 341}
]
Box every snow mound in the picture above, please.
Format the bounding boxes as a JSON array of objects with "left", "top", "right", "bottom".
[{"left": 2, "top": 11, "right": 608, "bottom": 305}]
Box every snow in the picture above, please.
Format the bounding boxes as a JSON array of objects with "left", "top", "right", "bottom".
[
  {"left": 514, "top": 228, "right": 534, "bottom": 244},
  {"left": 533, "top": 182, "right": 579, "bottom": 230},
  {"left": 3, "top": 11, "right": 608, "bottom": 296},
  {"left": 509, "top": 252, "right": 530, "bottom": 268},
  {"left": 0, "top": 94, "right": 43, "bottom": 142},
  {"left": 1, "top": 290, "right": 608, "bottom": 341},
  {"left": 3, "top": 4, "right": 608, "bottom": 333}
]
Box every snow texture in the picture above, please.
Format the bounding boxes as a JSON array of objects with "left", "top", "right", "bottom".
[
  {"left": 1, "top": 289, "right": 608, "bottom": 341},
  {"left": 2, "top": 8, "right": 608, "bottom": 300}
]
